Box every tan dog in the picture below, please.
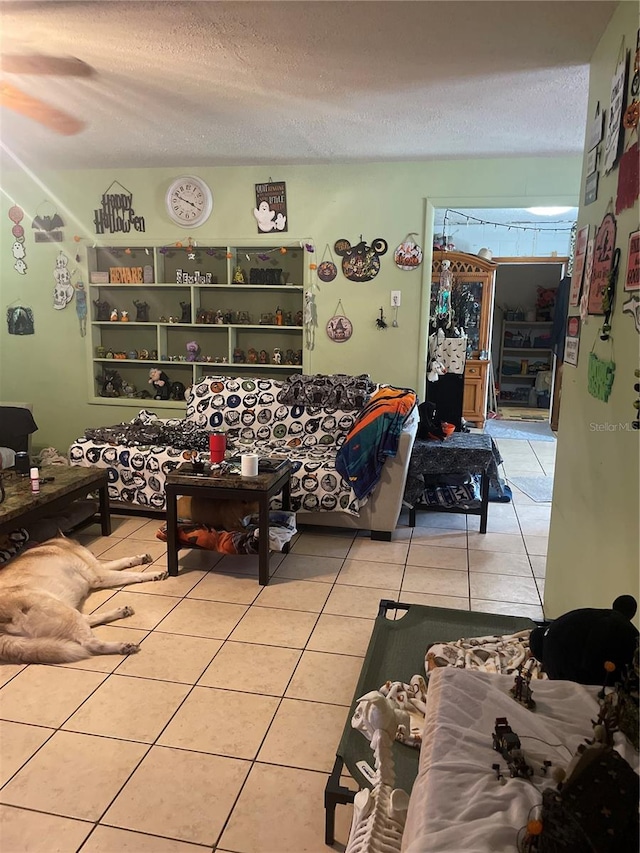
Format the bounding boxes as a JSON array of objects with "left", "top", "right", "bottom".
[{"left": 0, "top": 536, "right": 167, "bottom": 664}]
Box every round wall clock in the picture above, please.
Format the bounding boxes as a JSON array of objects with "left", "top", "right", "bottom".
[{"left": 165, "top": 176, "right": 213, "bottom": 228}]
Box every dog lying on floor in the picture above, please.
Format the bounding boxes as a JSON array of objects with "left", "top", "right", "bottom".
[{"left": 0, "top": 536, "right": 167, "bottom": 664}]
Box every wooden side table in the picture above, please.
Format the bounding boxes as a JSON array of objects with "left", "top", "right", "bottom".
[{"left": 165, "top": 462, "right": 292, "bottom": 585}]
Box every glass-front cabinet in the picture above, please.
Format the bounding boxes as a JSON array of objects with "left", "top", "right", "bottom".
[{"left": 430, "top": 251, "right": 496, "bottom": 426}]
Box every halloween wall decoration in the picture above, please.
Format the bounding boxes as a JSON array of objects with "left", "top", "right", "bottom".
[
  {"left": 317, "top": 244, "right": 338, "bottom": 282},
  {"left": 394, "top": 233, "right": 423, "bottom": 270},
  {"left": 603, "top": 45, "right": 629, "bottom": 174},
  {"left": 52, "top": 252, "right": 74, "bottom": 310},
  {"left": 93, "top": 180, "right": 145, "bottom": 234},
  {"left": 254, "top": 181, "right": 287, "bottom": 232},
  {"left": 622, "top": 293, "right": 640, "bottom": 332},
  {"left": 616, "top": 140, "right": 639, "bottom": 214},
  {"left": 564, "top": 316, "right": 581, "bottom": 367},
  {"left": 375, "top": 308, "right": 387, "bottom": 330},
  {"left": 599, "top": 248, "right": 620, "bottom": 341},
  {"left": 326, "top": 300, "right": 353, "bottom": 342},
  {"left": 304, "top": 289, "right": 317, "bottom": 350},
  {"left": 75, "top": 281, "right": 87, "bottom": 336},
  {"left": 569, "top": 225, "right": 589, "bottom": 307},
  {"left": 588, "top": 347, "right": 615, "bottom": 402},
  {"left": 32, "top": 203, "right": 64, "bottom": 242},
  {"left": 334, "top": 237, "right": 388, "bottom": 282},
  {"left": 624, "top": 230, "right": 639, "bottom": 291},
  {"left": 6, "top": 305, "right": 34, "bottom": 335},
  {"left": 8, "top": 205, "right": 27, "bottom": 275},
  {"left": 588, "top": 211, "right": 617, "bottom": 315}
]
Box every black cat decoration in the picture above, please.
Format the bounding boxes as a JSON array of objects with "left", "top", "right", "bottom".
[{"left": 334, "top": 237, "right": 388, "bottom": 282}]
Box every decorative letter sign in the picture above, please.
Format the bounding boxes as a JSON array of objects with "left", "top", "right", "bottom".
[{"left": 94, "top": 181, "right": 146, "bottom": 235}]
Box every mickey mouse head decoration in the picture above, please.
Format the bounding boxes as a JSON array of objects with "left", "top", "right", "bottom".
[{"left": 334, "top": 237, "right": 388, "bottom": 282}]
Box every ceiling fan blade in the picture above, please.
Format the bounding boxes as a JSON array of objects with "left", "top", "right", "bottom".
[
  {"left": 0, "top": 83, "right": 85, "bottom": 135},
  {"left": 0, "top": 55, "right": 94, "bottom": 77}
]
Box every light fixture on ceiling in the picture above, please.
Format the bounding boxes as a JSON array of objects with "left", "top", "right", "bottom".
[{"left": 525, "top": 207, "right": 574, "bottom": 216}]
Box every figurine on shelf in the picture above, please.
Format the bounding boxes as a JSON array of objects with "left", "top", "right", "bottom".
[
  {"left": 133, "top": 300, "right": 149, "bottom": 322},
  {"left": 284, "top": 311, "right": 293, "bottom": 326},
  {"left": 275, "top": 306, "right": 283, "bottom": 326},
  {"left": 233, "top": 265, "right": 246, "bottom": 284},
  {"left": 186, "top": 340, "right": 200, "bottom": 362},
  {"left": 180, "top": 301, "right": 191, "bottom": 323},
  {"left": 295, "top": 310, "right": 304, "bottom": 327},
  {"left": 93, "top": 299, "right": 111, "bottom": 321},
  {"left": 272, "top": 347, "right": 282, "bottom": 365},
  {"left": 223, "top": 309, "right": 233, "bottom": 324},
  {"left": 247, "top": 347, "right": 258, "bottom": 364},
  {"left": 260, "top": 312, "right": 274, "bottom": 325},
  {"left": 259, "top": 349, "right": 269, "bottom": 364},
  {"left": 233, "top": 347, "right": 246, "bottom": 364},
  {"left": 284, "top": 349, "right": 295, "bottom": 365},
  {"left": 169, "top": 381, "right": 186, "bottom": 401},
  {"left": 215, "top": 310, "right": 224, "bottom": 325},
  {"left": 293, "top": 349, "right": 303, "bottom": 365},
  {"left": 109, "top": 308, "right": 119, "bottom": 322},
  {"left": 148, "top": 367, "right": 170, "bottom": 400},
  {"left": 120, "top": 310, "right": 129, "bottom": 322}
]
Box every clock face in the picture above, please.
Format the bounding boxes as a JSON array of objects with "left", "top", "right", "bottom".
[{"left": 166, "top": 176, "right": 213, "bottom": 227}]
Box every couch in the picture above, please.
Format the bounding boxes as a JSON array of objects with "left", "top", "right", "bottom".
[{"left": 69, "top": 375, "right": 418, "bottom": 539}]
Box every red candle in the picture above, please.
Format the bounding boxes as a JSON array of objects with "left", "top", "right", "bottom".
[{"left": 209, "top": 433, "right": 226, "bottom": 464}]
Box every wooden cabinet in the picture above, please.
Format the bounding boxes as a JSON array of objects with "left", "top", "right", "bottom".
[
  {"left": 86, "top": 243, "right": 308, "bottom": 406},
  {"left": 431, "top": 252, "right": 496, "bottom": 428}
]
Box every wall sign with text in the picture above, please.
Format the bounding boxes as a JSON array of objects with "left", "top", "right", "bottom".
[
  {"left": 94, "top": 181, "right": 145, "bottom": 235},
  {"left": 253, "top": 181, "right": 287, "bottom": 232}
]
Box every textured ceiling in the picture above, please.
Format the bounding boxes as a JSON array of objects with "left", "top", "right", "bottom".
[{"left": 0, "top": 0, "right": 616, "bottom": 171}]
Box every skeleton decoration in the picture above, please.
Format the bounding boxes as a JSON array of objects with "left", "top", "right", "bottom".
[
  {"left": 304, "top": 289, "right": 317, "bottom": 350},
  {"left": 53, "top": 251, "right": 74, "bottom": 310},
  {"left": 345, "top": 691, "right": 410, "bottom": 853},
  {"left": 75, "top": 281, "right": 87, "bottom": 336}
]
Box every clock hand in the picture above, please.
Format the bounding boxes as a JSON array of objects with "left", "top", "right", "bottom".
[{"left": 176, "top": 195, "right": 199, "bottom": 209}]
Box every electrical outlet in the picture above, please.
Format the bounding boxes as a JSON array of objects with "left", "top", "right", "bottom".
[{"left": 391, "top": 290, "right": 401, "bottom": 307}]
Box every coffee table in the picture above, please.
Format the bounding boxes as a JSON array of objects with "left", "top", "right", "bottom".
[
  {"left": 165, "top": 462, "right": 292, "bottom": 585},
  {"left": 0, "top": 466, "right": 111, "bottom": 538}
]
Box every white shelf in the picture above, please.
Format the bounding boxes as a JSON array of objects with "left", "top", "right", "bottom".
[{"left": 87, "top": 242, "right": 308, "bottom": 403}]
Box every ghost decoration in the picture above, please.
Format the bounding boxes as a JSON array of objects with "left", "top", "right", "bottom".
[
  {"left": 253, "top": 201, "right": 276, "bottom": 233},
  {"left": 12, "top": 241, "right": 27, "bottom": 274},
  {"left": 52, "top": 251, "right": 74, "bottom": 310},
  {"left": 274, "top": 212, "right": 287, "bottom": 231}
]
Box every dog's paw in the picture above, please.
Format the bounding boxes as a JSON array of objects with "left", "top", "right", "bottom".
[
  {"left": 120, "top": 605, "right": 135, "bottom": 618},
  {"left": 150, "top": 570, "right": 169, "bottom": 582},
  {"left": 120, "top": 643, "right": 140, "bottom": 655},
  {"left": 140, "top": 553, "right": 153, "bottom": 565}
]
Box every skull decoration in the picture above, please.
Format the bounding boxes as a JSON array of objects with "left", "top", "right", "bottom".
[
  {"left": 334, "top": 237, "right": 388, "bottom": 282},
  {"left": 53, "top": 252, "right": 74, "bottom": 310}
]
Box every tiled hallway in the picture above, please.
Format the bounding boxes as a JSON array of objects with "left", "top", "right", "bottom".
[{"left": 0, "top": 432, "right": 555, "bottom": 852}]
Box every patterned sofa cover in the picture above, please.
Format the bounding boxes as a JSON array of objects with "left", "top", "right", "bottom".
[{"left": 69, "top": 376, "right": 418, "bottom": 537}]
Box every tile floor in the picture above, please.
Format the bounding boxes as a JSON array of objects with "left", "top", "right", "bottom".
[{"left": 0, "top": 432, "right": 554, "bottom": 852}]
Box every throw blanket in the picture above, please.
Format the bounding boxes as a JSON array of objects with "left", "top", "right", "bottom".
[
  {"left": 156, "top": 511, "right": 296, "bottom": 555},
  {"left": 335, "top": 386, "right": 417, "bottom": 500},
  {"left": 425, "top": 630, "right": 544, "bottom": 678},
  {"left": 278, "top": 373, "right": 376, "bottom": 410},
  {"left": 84, "top": 413, "right": 212, "bottom": 451}
]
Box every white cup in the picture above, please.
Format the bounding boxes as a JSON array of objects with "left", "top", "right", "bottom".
[{"left": 241, "top": 454, "right": 259, "bottom": 477}]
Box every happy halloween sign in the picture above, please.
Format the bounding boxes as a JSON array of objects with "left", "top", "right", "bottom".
[{"left": 94, "top": 181, "right": 146, "bottom": 235}]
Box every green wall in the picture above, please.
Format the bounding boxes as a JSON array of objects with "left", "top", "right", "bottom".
[
  {"left": 545, "top": 0, "right": 640, "bottom": 619},
  {"left": 1, "top": 158, "right": 581, "bottom": 451}
]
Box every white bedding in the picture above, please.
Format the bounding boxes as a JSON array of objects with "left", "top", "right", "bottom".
[{"left": 401, "top": 667, "right": 636, "bottom": 853}]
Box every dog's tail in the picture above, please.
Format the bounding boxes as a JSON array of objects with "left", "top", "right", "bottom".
[{"left": 0, "top": 635, "right": 90, "bottom": 664}]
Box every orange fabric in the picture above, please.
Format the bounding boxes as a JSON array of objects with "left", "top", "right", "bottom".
[{"left": 343, "top": 386, "right": 417, "bottom": 443}]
